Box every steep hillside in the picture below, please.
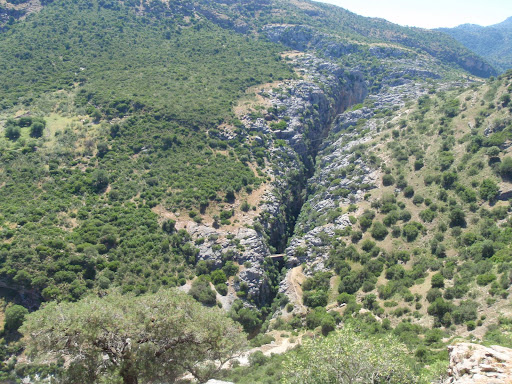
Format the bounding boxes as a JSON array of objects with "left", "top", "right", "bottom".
[
  {"left": 0, "top": 0, "right": 492, "bottom": 306},
  {"left": 439, "top": 17, "right": 512, "bottom": 74},
  {"left": 0, "top": 0, "right": 508, "bottom": 382},
  {"left": 221, "top": 70, "right": 512, "bottom": 384}
]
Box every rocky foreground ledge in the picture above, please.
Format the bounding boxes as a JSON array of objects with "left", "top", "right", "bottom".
[{"left": 445, "top": 343, "right": 512, "bottom": 384}]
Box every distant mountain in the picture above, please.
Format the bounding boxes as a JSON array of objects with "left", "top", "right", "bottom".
[
  {"left": 495, "top": 16, "right": 512, "bottom": 29},
  {"left": 439, "top": 17, "right": 512, "bottom": 73}
]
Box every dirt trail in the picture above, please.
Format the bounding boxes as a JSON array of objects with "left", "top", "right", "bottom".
[
  {"left": 282, "top": 266, "right": 307, "bottom": 315},
  {"left": 235, "top": 331, "right": 303, "bottom": 366}
]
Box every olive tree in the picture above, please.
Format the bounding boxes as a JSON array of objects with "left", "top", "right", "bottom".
[
  {"left": 20, "top": 289, "right": 246, "bottom": 384},
  {"left": 281, "top": 326, "right": 418, "bottom": 384}
]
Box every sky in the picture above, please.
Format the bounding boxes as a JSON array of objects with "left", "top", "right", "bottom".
[{"left": 315, "top": 0, "right": 512, "bottom": 29}]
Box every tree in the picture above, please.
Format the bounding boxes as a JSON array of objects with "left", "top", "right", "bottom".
[
  {"left": 382, "top": 174, "right": 395, "bottom": 186},
  {"left": 479, "top": 179, "right": 499, "bottom": 202},
  {"left": 229, "top": 300, "right": 262, "bottom": 334},
  {"left": 4, "top": 305, "right": 29, "bottom": 331},
  {"left": 96, "top": 141, "right": 109, "bottom": 157},
  {"left": 449, "top": 207, "right": 466, "bottom": 227},
  {"left": 499, "top": 157, "right": 512, "bottom": 179},
  {"left": 20, "top": 289, "right": 246, "bottom": 384},
  {"left": 91, "top": 170, "right": 109, "bottom": 192},
  {"left": 431, "top": 273, "right": 444, "bottom": 288},
  {"left": 370, "top": 221, "right": 388, "bottom": 241},
  {"left": 303, "top": 290, "right": 328, "bottom": 308},
  {"left": 5, "top": 125, "right": 20, "bottom": 141},
  {"left": 30, "top": 121, "right": 45, "bottom": 138},
  {"left": 189, "top": 276, "right": 217, "bottom": 306},
  {"left": 281, "top": 326, "right": 417, "bottom": 384}
]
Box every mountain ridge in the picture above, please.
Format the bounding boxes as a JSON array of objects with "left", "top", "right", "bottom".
[{"left": 439, "top": 16, "right": 512, "bottom": 73}]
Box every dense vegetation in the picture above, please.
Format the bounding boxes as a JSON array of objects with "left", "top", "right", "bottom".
[
  {"left": 0, "top": 0, "right": 510, "bottom": 382},
  {"left": 0, "top": 0, "right": 293, "bottom": 304}
]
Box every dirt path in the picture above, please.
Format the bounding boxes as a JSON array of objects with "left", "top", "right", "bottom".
[
  {"left": 235, "top": 331, "right": 303, "bottom": 366},
  {"left": 282, "top": 266, "right": 307, "bottom": 315}
]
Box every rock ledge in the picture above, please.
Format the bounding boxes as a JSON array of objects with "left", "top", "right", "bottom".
[{"left": 444, "top": 342, "right": 512, "bottom": 384}]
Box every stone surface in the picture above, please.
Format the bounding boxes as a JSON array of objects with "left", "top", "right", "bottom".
[{"left": 444, "top": 343, "right": 512, "bottom": 384}]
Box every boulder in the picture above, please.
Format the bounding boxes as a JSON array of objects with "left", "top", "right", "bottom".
[{"left": 444, "top": 342, "right": 512, "bottom": 384}]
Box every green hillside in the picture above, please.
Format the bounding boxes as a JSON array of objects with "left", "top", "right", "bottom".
[
  {"left": 222, "top": 69, "right": 512, "bottom": 384},
  {"left": 439, "top": 17, "right": 512, "bottom": 74},
  {"left": 0, "top": 0, "right": 509, "bottom": 382}
]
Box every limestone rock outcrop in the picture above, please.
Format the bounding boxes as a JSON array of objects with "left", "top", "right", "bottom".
[{"left": 444, "top": 343, "right": 512, "bottom": 384}]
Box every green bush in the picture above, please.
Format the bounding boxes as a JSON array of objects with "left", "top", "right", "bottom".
[
  {"left": 479, "top": 179, "right": 499, "bottom": 201},
  {"left": 382, "top": 174, "right": 395, "bottom": 186},
  {"left": 370, "top": 222, "right": 388, "bottom": 240},
  {"left": 431, "top": 273, "right": 445, "bottom": 288},
  {"left": 189, "top": 277, "right": 216, "bottom": 306},
  {"left": 4, "top": 305, "right": 29, "bottom": 331},
  {"left": 5, "top": 125, "right": 20, "bottom": 141},
  {"left": 499, "top": 157, "right": 512, "bottom": 179},
  {"left": 476, "top": 273, "right": 497, "bottom": 286},
  {"left": 303, "top": 290, "right": 328, "bottom": 308},
  {"left": 215, "top": 283, "right": 228, "bottom": 296},
  {"left": 403, "top": 186, "right": 414, "bottom": 198},
  {"left": 30, "top": 121, "right": 45, "bottom": 138},
  {"left": 402, "top": 222, "right": 422, "bottom": 242}
]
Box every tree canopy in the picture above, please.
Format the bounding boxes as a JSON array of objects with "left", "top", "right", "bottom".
[
  {"left": 20, "top": 289, "right": 246, "bottom": 384},
  {"left": 281, "top": 327, "right": 418, "bottom": 384}
]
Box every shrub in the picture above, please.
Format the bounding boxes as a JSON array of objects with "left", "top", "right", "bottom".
[
  {"left": 337, "top": 293, "right": 355, "bottom": 304},
  {"left": 479, "top": 179, "right": 499, "bottom": 201},
  {"left": 383, "top": 211, "right": 399, "bottom": 227},
  {"left": 452, "top": 300, "right": 478, "bottom": 325},
  {"left": 215, "top": 283, "right": 228, "bottom": 296},
  {"left": 5, "top": 125, "right": 20, "bottom": 141},
  {"left": 351, "top": 230, "right": 363, "bottom": 243},
  {"left": 241, "top": 201, "right": 250, "bottom": 212},
  {"left": 431, "top": 273, "right": 445, "bottom": 288},
  {"left": 426, "top": 288, "right": 442, "bottom": 303},
  {"left": 477, "top": 273, "right": 496, "bottom": 286},
  {"left": 414, "top": 159, "right": 424, "bottom": 170},
  {"left": 210, "top": 269, "right": 227, "bottom": 285},
  {"left": 399, "top": 210, "right": 411, "bottom": 222},
  {"left": 499, "top": 157, "right": 512, "bottom": 179},
  {"left": 5, "top": 305, "right": 29, "bottom": 331},
  {"left": 441, "top": 172, "right": 458, "bottom": 189},
  {"left": 402, "top": 222, "right": 422, "bottom": 242},
  {"left": 412, "top": 195, "right": 424, "bottom": 205},
  {"left": 91, "top": 170, "right": 109, "bottom": 192},
  {"left": 427, "top": 298, "right": 454, "bottom": 325},
  {"left": 30, "top": 121, "right": 45, "bottom": 138},
  {"left": 230, "top": 301, "right": 261, "bottom": 334},
  {"left": 403, "top": 186, "right": 414, "bottom": 198},
  {"left": 303, "top": 290, "right": 328, "bottom": 308},
  {"left": 189, "top": 277, "right": 216, "bottom": 306},
  {"left": 419, "top": 209, "right": 436, "bottom": 223},
  {"left": 370, "top": 222, "right": 388, "bottom": 241},
  {"left": 282, "top": 327, "right": 417, "bottom": 384},
  {"left": 449, "top": 207, "right": 466, "bottom": 227},
  {"left": 382, "top": 174, "right": 395, "bottom": 186}
]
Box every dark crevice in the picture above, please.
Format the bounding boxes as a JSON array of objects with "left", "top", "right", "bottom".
[{"left": 267, "top": 78, "right": 368, "bottom": 254}]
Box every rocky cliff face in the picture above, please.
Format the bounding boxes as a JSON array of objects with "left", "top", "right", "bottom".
[
  {"left": 444, "top": 343, "right": 512, "bottom": 384},
  {"left": 184, "top": 52, "right": 367, "bottom": 307},
  {"left": 184, "top": 18, "right": 475, "bottom": 308}
]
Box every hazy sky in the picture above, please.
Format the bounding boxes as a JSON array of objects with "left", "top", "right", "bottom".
[{"left": 315, "top": 0, "right": 512, "bottom": 29}]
